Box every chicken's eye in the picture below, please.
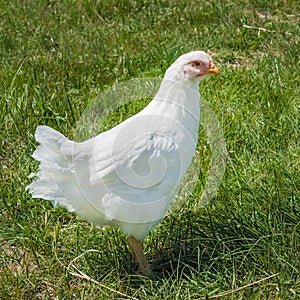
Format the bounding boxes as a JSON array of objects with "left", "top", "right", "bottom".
[{"left": 191, "top": 61, "right": 202, "bottom": 67}]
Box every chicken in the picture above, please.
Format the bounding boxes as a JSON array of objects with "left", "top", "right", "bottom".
[{"left": 26, "top": 51, "right": 219, "bottom": 276}]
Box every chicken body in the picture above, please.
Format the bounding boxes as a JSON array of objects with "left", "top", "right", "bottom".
[{"left": 27, "top": 51, "right": 219, "bottom": 275}]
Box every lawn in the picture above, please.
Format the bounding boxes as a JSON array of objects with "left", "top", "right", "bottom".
[{"left": 1, "top": 0, "right": 299, "bottom": 299}]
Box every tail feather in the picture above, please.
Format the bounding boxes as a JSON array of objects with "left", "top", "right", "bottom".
[
  {"left": 26, "top": 125, "right": 108, "bottom": 224},
  {"left": 32, "top": 126, "right": 72, "bottom": 168},
  {"left": 26, "top": 126, "right": 78, "bottom": 209}
]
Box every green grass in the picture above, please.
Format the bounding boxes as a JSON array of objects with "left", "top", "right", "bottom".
[{"left": 1, "top": 0, "right": 299, "bottom": 299}]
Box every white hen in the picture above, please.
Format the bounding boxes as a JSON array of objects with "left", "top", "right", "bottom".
[{"left": 26, "top": 51, "right": 219, "bottom": 275}]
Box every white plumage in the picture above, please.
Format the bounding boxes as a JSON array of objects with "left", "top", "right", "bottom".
[{"left": 26, "top": 51, "right": 219, "bottom": 275}]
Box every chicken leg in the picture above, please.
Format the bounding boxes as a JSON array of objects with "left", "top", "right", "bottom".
[{"left": 128, "top": 236, "right": 152, "bottom": 277}]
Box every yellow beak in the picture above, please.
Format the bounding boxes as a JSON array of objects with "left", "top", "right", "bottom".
[{"left": 204, "top": 66, "right": 220, "bottom": 75}]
